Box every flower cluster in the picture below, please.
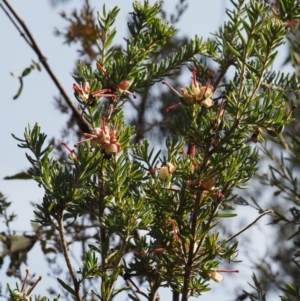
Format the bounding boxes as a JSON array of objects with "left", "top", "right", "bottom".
[
  {"left": 163, "top": 67, "right": 214, "bottom": 111},
  {"left": 96, "top": 62, "right": 136, "bottom": 98},
  {"left": 73, "top": 82, "right": 116, "bottom": 103},
  {"left": 74, "top": 117, "right": 121, "bottom": 155}
]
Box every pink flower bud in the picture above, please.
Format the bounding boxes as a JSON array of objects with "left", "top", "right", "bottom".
[
  {"left": 73, "top": 83, "right": 83, "bottom": 95},
  {"left": 93, "top": 128, "right": 103, "bottom": 136},
  {"left": 118, "top": 80, "right": 131, "bottom": 90},
  {"left": 117, "top": 80, "right": 136, "bottom": 98}
]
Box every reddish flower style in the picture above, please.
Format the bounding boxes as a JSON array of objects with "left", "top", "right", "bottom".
[
  {"left": 61, "top": 142, "right": 78, "bottom": 162},
  {"left": 74, "top": 118, "right": 121, "bottom": 155},
  {"left": 180, "top": 68, "right": 214, "bottom": 103}
]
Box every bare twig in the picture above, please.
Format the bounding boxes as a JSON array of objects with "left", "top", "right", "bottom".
[
  {"left": 226, "top": 209, "right": 273, "bottom": 243},
  {"left": 0, "top": 2, "right": 32, "bottom": 46},
  {"left": 1, "top": 0, "right": 90, "bottom": 133},
  {"left": 57, "top": 211, "right": 82, "bottom": 301}
]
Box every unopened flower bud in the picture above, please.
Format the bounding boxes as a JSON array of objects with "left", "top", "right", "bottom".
[
  {"left": 201, "top": 98, "right": 214, "bottom": 108},
  {"left": 83, "top": 81, "right": 90, "bottom": 94},
  {"left": 167, "top": 162, "right": 176, "bottom": 173},
  {"left": 117, "top": 80, "right": 136, "bottom": 98},
  {"left": 118, "top": 80, "right": 131, "bottom": 90},
  {"left": 200, "top": 86, "right": 214, "bottom": 99},
  {"left": 158, "top": 162, "right": 176, "bottom": 180},
  {"left": 201, "top": 177, "right": 215, "bottom": 190},
  {"left": 159, "top": 166, "right": 170, "bottom": 180},
  {"left": 210, "top": 271, "right": 224, "bottom": 283},
  {"left": 104, "top": 144, "right": 119, "bottom": 155},
  {"left": 191, "top": 82, "right": 201, "bottom": 95},
  {"left": 139, "top": 249, "right": 147, "bottom": 257}
]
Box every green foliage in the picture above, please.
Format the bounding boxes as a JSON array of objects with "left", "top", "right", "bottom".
[
  {"left": 241, "top": 273, "right": 267, "bottom": 301},
  {"left": 280, "top": 283, "right": 300, "bottom": 301},
  {"left": 5, "top": 0, "right": 300, "bottom": 300}
]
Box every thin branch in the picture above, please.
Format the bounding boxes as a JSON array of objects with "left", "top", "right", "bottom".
[
  {"left": 172, "top": 291, "right": 179, "bottom": 301},
  {"left": 1, "top": 0, "right": 90, "bottom": 133},
  {"left": 0, "top": 2, "right": 32, "bottom": 46},
  {"left": 57, "top": 211, "right": 82, "bottom": 301},
  {"left": 226, "top": 209, "right": 273, "bottom": 243}
]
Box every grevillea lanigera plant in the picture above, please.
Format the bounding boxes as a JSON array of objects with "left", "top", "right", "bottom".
[{"left": 10, "top": 0, "right": 300, "bottom": 300}]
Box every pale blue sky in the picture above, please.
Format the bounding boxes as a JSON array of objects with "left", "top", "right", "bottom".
[{"left": 0, "top": 0, "right": 293, "bottom": 300}]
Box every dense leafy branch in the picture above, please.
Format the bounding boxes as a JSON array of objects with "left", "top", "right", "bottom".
[{"left": 2, "top": 0, "right": 300, "bottom": 301}]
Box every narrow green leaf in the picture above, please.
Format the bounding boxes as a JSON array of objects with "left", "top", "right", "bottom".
[
  {"left": 128, "top": 294, "right": 140, "bottom": 301},
  {"left": 265, "top": 51, "right": 278, "bottom": 69},
  {"left": 22, "top": 68, "right": 31, "bottom": 77},
  {"left": 287, "top": 230, "right": 300, "bottom": 240},
  {"left": 216, "top": 213, "right": 237, "bottom": 218},
  {"left": 13, "top": 86, "right": 23, "bottom": 100},
  {"left": 57, "top": 278, "right": 76, "bottom": 296},
  {"left": 4, "top": 171, "right": 31, "bottom": 180},
  {"left": 285, "top": 283, "right": 296, "bottom": 293},
  {"left": 225, "top": 41, "right": 243, "bottom": 60},
  {"left": 12, "top": 76, "right": 23, "bottom": 100}
]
